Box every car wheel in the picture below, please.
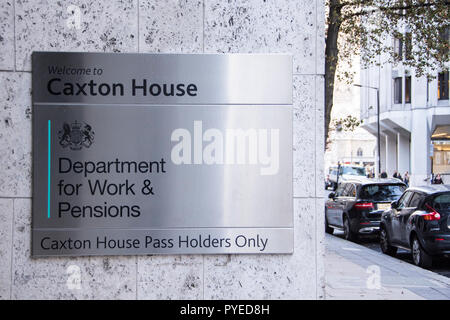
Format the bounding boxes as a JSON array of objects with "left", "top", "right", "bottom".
[
  {"left": 325, "top": 215, "right": 334, "bottom": 235},
  {"left": 412, "top": 236, "right": 432, "bottom": 269},
  {"left": 380, "top": 227, "right": 397, "bottom": 256},
  {"left": 343, "top": 216, "right": 357, "bottom": 242}
]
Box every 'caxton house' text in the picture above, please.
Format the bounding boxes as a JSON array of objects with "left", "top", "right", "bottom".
[{"left": 47, "top": 78, "right": 198, "bottom": 97}]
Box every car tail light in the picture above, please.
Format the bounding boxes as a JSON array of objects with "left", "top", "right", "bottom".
[
  {"left": 424, "top": 204, "right": 441, "bottom": 221},
  {"left": 354, "top": 202, "right": 374, "bottom": 210}
]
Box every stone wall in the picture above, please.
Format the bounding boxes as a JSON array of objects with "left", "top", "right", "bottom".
[{"left": 0, "top": 0, "right": 325, "bottom": 299}]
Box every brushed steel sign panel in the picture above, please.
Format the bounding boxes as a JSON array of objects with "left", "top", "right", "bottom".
[{"left": 32, "top": 52, "right": 293, "bottom": 256}]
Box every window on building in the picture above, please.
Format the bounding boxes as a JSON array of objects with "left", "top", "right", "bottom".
[
  {"left": 431, "top": 141, "right": 450, "bottom": 177},
  {"left": 357, "top": 148, "right": 363, "bottom": 157},
  {"left": 394, "top": 37, "right": 403, "bottom": 61},
  {"left": 439, "top": 26, "right": 449, "bottom": 56},
  {"left": 405, "top": 76, "right": 411, "bottom": 103},
  {"left": 438, "top": 71, "right": 449, "bottom": 100},
  {"left": 394, "top": 77, "right": 402, "bottom": 104},
  {"left": 405, "top": 32, "right": 413, "bottom": 61},
  {"left": 435, "top": 151, "right": 442, "bottom": 165}
]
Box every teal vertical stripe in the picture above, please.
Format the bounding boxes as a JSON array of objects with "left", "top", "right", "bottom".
[{"left": 48, "top": 120, "right": 51, "bottom": 219}]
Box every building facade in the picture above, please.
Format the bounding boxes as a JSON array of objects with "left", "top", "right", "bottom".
[
  {"left": 360, "top": 33, "right": 450, "bottom": 186},
  {"left": 325, "top": 127, "right": 376, "bottom": 173},
  {"left": 0, "top": 1, "right": 325, "bottom": 299},
  {"left": 325, "top": 54, "right": 376, "bottom": 175}
]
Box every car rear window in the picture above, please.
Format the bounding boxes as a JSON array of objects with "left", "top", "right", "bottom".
[
  {"left": 359, "top": 184, "right": 406, "bottom": 201},
  {"left": 432, "top": 193, "right": 450, "bottom": 211},
  {"left": 340, "top": 167, "right": 366, "bottom": 176}
]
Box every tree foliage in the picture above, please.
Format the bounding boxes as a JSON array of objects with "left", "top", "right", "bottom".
[
  {"left": 333, "top": 115, "right": 364, "bottom": 132},
  {"left": 325, "top": 0, "right": 449, "bottom": 146}
]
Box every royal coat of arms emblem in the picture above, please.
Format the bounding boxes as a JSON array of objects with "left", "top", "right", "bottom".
[{"left": 58, "top": 121, "right": 95, "bottom": 150}]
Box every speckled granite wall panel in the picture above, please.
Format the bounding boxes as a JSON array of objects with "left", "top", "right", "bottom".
[
  {"left": 137, "top": 255, "right": 203, "bottom": 300},
  {"left": 316, "top": 0, "right": 325, "bottom": 75},
  {"left": 139, "top": 0, "right": 203, "bottom": 53},
  {"left": 0, "top": 72, "right": 32, "bottom": 198},
  {"left": 315, "top": 75, "right": 325, "bottom": 198},
  {"left": 204, "top": 0, "right": 317, "bottom": 74},
  {"left": 293, "top": 75, "right": 316, "bottom": 198},
  {"left": 15, "top": 0, "right": 138, "bottom": 71},
  {"left": 0, "top": 1, "right": 14, "bottom": 70},
  {"left": 204, "top": 198, "right": 317, "bottom": 299},
  {"left": 11, "top": 200, "right": 137, "bottom": 299},
  {"left": 0, "top": 199, "right": 13, "bottom": 299}
]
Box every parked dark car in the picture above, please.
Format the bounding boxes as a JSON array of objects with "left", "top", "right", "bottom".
[
  {"left": 325, "top": 178, "right": 406, "bottom": 241},
  {"left": 380, "top": 185, "right": 450, "bottom": 268}
]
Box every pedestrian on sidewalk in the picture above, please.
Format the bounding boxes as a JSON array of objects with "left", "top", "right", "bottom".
[
  {"left": 403, "top": 171, "right": 410, "bottom": 187},
  {"left": 393, "top": 171, "right": 402, "bottom": 181},
  {"left": 433, "top": 174, "right": 444, "bottom": 184}
]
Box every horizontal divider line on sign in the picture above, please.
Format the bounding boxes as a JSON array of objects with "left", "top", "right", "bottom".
[
  {"left": 33, "top": 102, "right": 293, "bottom": 106},
  {"left": 33, "top": 227, "right": 293, "bottom": 231}
]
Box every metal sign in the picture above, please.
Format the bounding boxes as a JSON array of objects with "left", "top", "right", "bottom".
[{"left": 32, "top": 52, "right": 293, "bottom": 256}]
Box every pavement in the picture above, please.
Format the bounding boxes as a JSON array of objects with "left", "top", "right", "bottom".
[{"left": 325, "top": 234, "right": 450, "bottom": 300}]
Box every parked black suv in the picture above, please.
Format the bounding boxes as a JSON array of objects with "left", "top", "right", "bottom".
[
  {"left": 380, "top": 185, "right": 450, "bottom": 268},
  {"left": 325, "top": 178, "right": 406, "bottom": 241}
]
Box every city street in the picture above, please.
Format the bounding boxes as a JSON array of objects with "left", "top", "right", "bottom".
[
  {"left": 332, "top": 230, "right": 450, "bottom": 278},
  {"left": 325, "top": 233, "right": 450, "bottom": 299},
  {"left": 324, "top": 189, "right": 450, "bottom": 279}
]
